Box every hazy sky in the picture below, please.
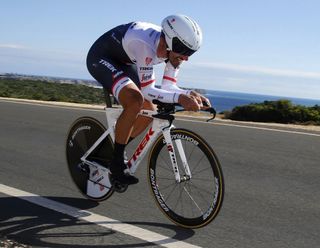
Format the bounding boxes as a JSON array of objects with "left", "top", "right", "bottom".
[{"left": 1, "top": 0, "right": 320, "bottom": 99}]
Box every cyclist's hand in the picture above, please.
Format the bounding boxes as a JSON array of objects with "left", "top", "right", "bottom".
[
  {"left": 178, "top": 94, "right": 201, "bottom": 111},
  {"left": 189, "top": 91, "right": 211, "bottom": 109},
  {"left": 189, "top": 91, "right": 202, "bottom": 105}
]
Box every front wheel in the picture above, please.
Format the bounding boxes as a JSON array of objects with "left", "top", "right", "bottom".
[
  {"left": 66, "top": 117, "right": 114, "bottom": 201},
  {"left": 148, "top": 128, "right": 224, "bottom": 229}
]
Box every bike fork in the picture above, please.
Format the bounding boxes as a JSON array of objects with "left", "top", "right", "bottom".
[
  {"left": 162, "top": 128, "right": 192, "bottom": 183},
  {"left": 174, "top": 138, "right": 192, "bottom": 180}
]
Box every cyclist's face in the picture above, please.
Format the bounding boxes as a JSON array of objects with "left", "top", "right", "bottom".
[{"left": 168, "top": 51, "right": 189, "bottom": 68}]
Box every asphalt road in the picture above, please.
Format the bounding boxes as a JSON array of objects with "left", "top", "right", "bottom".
[{"left": 0, "top": 99, "right": 319, "bottom": 248}]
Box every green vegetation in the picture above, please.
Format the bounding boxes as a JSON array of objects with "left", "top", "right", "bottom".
[
  {"left": 1, "top": 78, "right": 319, "bottom": 125},
  {"left": 0, "top": 78, "right": 106, "bottom": 104},
  {"left": 224, "top": 99, "right": 320, "bottom": 125}
]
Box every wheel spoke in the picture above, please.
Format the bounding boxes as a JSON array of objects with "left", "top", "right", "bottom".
[
  {"left": 158, "top": 152, "right": 174, "bottom": 172},
  {"left": 188, "top": 181, "right": 213, "bottom": 205},
  {"left": 191, "top": 154, "right": 206, "bottom": 174},
  {"left": 162, "top": 183, "right": 179, "bottom": 203},
  {"left": 149, "top": 129, "right": 224, "bottom": 228},
  {"left": 183, "top": 185, "right": 204, "bottom": 215}
]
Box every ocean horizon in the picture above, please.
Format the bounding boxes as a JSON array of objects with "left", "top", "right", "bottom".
[
  {"left": 2, "top": 73, "right": 319, "bottom": 112},
  {"left": 204, "top": 90, "right": 320, "bottom": 113}
]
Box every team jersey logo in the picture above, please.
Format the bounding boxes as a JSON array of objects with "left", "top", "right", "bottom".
[{"left": 145, "top": 57, "right": 153, "bottom": 66}]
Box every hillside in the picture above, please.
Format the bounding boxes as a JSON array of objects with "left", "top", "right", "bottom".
[
  {"left": 0, "top": 77, "right": 106, "bottom": 104},
  {"left": 1, "top": 74, "right": 319, "bottom": 125}
]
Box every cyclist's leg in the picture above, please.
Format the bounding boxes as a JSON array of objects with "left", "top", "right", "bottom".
[
  {"left": 115, "top": 83, "right": 144, "bottom": 144},
  {"left": 87, "top": 57, "right": 140, "bottom": 185},
  {"left": 112, "top": 61, "right": 155, "bottom": 140},
  {"left": 109, "top": 82, "right": 142, "bottom": 185},
  {"left": 130, "top": 100, "right": 156, "bottom": 138}
]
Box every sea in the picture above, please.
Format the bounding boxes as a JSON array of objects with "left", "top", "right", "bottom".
[{"left": 203, "top": 90, "right": 320, "bottom": 113}]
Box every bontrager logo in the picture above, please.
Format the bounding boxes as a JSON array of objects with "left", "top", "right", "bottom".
[
  {"left": 150, "top": 168, "right": 169, "bottom": 212},
  {"left": 69, "top": 126, "right": 91, "bottom": 147},
  {"left": 162, "top": 134, "right": 199, "bottom": 146},
  {"left": 202, "top": 177, "right": 219, "bottom": 220}
]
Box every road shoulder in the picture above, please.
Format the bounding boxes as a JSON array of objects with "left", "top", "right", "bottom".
[{"left": 1, "top": 97, "right": 319, "bottom": 134}]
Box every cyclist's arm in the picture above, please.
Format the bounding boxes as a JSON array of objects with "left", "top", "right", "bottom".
[
  {"left": 128, "top": 44, "right": 180, "bottom": 103},
  {"left": 161, "top": 61, "right": 191, "bottom": 95},
  {"left": 130, "top": 43, "right": 198, "bottom": 108},
  {"left": 140, "top": 72, "right": 181, "bottom": 103},
  {"left": 139, "top": 72, "right": 200, "bottom": 111}
]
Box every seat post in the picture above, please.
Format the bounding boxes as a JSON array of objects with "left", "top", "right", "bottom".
[{"left": 103, "top": 88, "right": 113, "bottom": 108}]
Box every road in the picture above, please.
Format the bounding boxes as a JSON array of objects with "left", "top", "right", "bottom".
[{"left": 0, "top": 99, "right": 319, "bottom": 248}]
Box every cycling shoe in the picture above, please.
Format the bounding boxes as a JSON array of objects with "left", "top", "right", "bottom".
[
  {"left": 110, "top": 173, "right": 138, "bottom": 193},
  {"left": 111, "top": 172, "right": 139, "bottom": 185},
  {"left": 109, "top": 160, "right": 139, "bottom": 193}
]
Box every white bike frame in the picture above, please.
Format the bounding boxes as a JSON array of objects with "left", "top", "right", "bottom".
[{"left": 80, "top": 107, "right": 192, "bottom": 183}]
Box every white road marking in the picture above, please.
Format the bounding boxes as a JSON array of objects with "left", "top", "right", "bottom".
[{"left": 0, "top": 183, "right": 200, "bottom": 248}]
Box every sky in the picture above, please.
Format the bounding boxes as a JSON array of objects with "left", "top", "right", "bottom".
[{"left": 1, "top": 0, "right": 320, "bottom": 100}]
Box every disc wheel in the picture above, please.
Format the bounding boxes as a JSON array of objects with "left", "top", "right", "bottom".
[{"left": 66, "top": 117, "right": 114, "bottom": 201}]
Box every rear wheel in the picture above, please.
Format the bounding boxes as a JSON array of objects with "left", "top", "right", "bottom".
[
  {"left": 148, "top": 128, "right": 224, "bottom": 228},
  {"left": 66, "top": 117, "right": 114, "bottom": 201}
]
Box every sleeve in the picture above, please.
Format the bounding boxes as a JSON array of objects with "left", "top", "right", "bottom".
[
  {"left": 161, "top": 61, "right": 191, "bottom": 95},
  {"left": 128, "top": 42, "right": 182, "bottom": 103},
  {"left": 141, "top": 81, "right": 181, "bottom": 103},
  {"left": 139, "top": 64, "right": 181, "bottom": 103}
]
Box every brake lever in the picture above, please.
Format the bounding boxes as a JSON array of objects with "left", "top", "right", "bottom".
[
  {"left": 201, "top": 101, "right": 216, "bottom": 122},
  {"left": 205, "top": 107, "right": 216, "bottom": 122}
]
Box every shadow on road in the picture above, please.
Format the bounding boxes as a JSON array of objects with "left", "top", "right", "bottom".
[{"left": 0, "top": 196, "right": 195, "bottom": 247}]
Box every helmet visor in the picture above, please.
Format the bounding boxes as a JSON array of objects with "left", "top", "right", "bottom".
[{"left": 172, "top": 37, "right": 196, "bottom": 56}]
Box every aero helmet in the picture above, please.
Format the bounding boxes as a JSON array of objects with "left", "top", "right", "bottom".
[{"left": 161, "top": 14, "right": 203, "bottom": 56}]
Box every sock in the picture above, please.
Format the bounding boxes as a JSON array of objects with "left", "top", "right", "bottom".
[{"left": 113, "top": 142, "right": 126, "bottom": 164}]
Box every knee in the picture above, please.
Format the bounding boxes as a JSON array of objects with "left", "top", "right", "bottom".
[
  {"left": 120, "top": 89, "right": 144, "bottom": 112},
  {"left": 142, "top": 100, "right": 156, "bottom": 111}
]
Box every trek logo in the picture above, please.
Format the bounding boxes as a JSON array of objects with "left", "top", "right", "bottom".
[
  {"left": 167, "top": 144, "right": 178, "bottom": 172},
  {"left": 99, "top": 59, "right": 117, "bottom": 73},
  {"left": 167, "top": 144, "right": 174, "bottom": 152},
  {"left": 128, "top": 128, "right": 155, "bottom": 167},
  {"left": 113, "top": 70, "right": 123, "bottom": 78},
  {"left": 139, "top": 66, "right": 153, "bottom": 72}
]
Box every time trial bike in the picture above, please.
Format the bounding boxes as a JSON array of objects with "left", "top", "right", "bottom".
[{"left": 66, "top": 99, "right": 224, "bottom": 229}]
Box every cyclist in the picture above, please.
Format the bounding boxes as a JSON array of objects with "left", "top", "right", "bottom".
[{"left": 86, "top": 14, "right": 211, "bottom": 186}]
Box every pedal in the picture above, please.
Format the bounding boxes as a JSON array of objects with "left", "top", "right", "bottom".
[{"left": 110, "top": 178, "right": 128, "bottom": 193}]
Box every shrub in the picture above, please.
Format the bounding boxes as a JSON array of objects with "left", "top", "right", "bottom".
[
  {"left": 0, "top": 78, "right": 105, "bottom": 104},
  {"left": 227, "top": 100, "right": 320, "bottom": 125}
]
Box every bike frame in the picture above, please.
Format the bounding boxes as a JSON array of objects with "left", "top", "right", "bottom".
[{"left": 80, "top": 107, "right": 191, "bottom": 183}]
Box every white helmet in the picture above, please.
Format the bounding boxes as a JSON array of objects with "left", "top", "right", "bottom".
[{"left": 161, "top": 14, "right": 203, "bottom": 56}]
